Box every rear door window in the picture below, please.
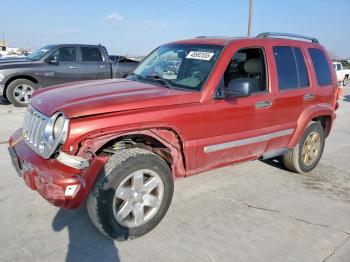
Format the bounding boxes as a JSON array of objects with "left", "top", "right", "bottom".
[
  {"left": 273, "top": 46, "right": 309, "bottom": 90},
  {"left": 308, "top": 48, "right": 332, "bottom": 86},
  {"left": 293, "top": 47, "right": 309, "bottom": 87},
  {"left": 81, "top": 47, "right": 103, "bottom": 62}
]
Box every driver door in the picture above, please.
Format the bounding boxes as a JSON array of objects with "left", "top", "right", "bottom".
[
  {"left": 44, "top": 46, "right": 80, "bottom": 86},
  {"left": 196, "top": 45, "right": 276, "bottom": 169}
]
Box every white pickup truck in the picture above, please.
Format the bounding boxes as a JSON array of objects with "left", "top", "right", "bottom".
[{"left": 333, "top": 62, "right": 350, "bottom": 86}]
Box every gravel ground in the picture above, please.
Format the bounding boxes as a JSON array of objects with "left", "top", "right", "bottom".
[{"left": 0, "top": 88, "right": 349, "bottom": 262}]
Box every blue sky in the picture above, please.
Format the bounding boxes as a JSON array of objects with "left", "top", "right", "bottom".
[{"left": 1, "top": 0, "right": 350, "bottom": 57}]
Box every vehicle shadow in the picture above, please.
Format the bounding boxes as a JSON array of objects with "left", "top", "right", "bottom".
[
  {"left": 343, "top": 95, "right": 350, "bottom": 102},
  {"left": 52, "top": 205, "right": 121, "bottom": 262},
  {"left": 261, "top": 156, "right": 288, "bottom": 171},
  {"left": 0, "top": 97, "right": 10, "bottom": 105}
]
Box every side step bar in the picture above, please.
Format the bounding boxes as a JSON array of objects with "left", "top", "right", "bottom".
[{"left": 261, "top": 148, "right": 291, "bottom": 160}]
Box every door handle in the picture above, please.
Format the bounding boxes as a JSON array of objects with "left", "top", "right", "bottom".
[
  {"left": 100, "top": 65, "right": 108, "bottom": 69},
  {"left": 304, "top": 94, "right": 315, "bottom": 100},
  {"left": 255, "top": 101, "right": 272, "bottom": 109},
  {"left": 68, "top": 66, "right": 78, "bottom": 69}
]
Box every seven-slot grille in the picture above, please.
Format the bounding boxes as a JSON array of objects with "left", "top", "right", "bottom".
[{"left": 23, "top": 106, "right": 48, "bottom": 152}]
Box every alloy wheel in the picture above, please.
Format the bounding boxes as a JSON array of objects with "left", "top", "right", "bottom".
[
  {"left": 112, "top": 169, "right": 164, "bottom": 228},
  {"left": 13, "top": 84, "right": 34, "bottom": 104},
  {"left": 301, "top": 131, "right": 321, "bottom": 166}
]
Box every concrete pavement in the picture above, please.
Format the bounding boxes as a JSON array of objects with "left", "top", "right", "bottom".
[{"left": 0, "top": 88, "right": 349, "bottom": 262}]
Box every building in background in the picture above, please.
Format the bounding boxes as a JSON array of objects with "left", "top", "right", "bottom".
[{"left": 0, "top": 40, "right": 8, "bottom": 56}]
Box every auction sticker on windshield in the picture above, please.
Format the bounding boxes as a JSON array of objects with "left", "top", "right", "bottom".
[{"left": 186, "top": 51, "right": 214, "bottom": 61}]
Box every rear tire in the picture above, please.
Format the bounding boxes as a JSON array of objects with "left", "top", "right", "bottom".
[
  {"left": 6, "top": 79, "right": 38, "bottom": 107},
  {"left": 87, "top": 148, "right": 173, "bottom": 240},
  {"left": 343, "top": 76, "right": 348, "bottom": 87},
  {"left": 283, "top": 122, "right": 325, "bottom": 173}
]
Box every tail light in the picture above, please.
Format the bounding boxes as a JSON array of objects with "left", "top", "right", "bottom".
[
  {"left": 335, "top": 101, "right": 339, "bottom": 111},
  {"left": 334, "top": 87, "right": 341, "bottom": 111}
]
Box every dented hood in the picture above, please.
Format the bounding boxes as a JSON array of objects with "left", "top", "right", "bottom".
[{"left": 31, "top": 79, "right": 199, "bottom": 118}]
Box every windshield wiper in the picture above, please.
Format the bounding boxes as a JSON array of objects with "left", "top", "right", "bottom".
[
  {"left": 145, "top": 75, "right": 173, "bottom": 89},
  {"left": 128, "top": 73, "right": 173, "bottom": 89},
  {"left": 127, "top": 72, "right": 140, "bottom": 77},
  {"left": 127, "top": 72, "right": 147, "bottom": 81}
]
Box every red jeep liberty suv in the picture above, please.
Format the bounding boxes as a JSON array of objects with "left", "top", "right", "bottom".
[{"left": 8, "top": 32, "right": 339, "bottom": 240}]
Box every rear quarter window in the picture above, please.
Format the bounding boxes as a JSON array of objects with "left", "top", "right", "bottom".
[{"left": 308, "top": 48, "right": 332, "bottom": 86}]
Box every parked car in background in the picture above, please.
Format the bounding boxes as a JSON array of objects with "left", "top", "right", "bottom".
[
  {"left": 333, "top": 61, "right": 350, "bottom": 86},
  {"left": 9, "top": 32, "right": 339, "bottom": 240},
  {"left": 0, "top": 55, "right": 26, "bottom": 60},
  {"left": 0, "top": 44, "right": 138, "bottom": 107},
  {"left": 109, "top": 55, "right": 139, "bottom": 78}
]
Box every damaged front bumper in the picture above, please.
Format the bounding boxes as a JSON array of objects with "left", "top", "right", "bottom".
[{"left": 8, "top": 129, "right": 108, "bottom": 209}]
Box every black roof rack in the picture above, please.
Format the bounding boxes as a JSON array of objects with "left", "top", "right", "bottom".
[{"left": 256, "top": 32, "right": 319, "bottom": 44}]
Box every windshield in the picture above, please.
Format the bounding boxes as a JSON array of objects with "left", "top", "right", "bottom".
[
  {"left": 128, "top": 44, "right": 223, "bottom": 91},
  {"left": 26, "top": 45, "right": 56, "bottom": 60}
]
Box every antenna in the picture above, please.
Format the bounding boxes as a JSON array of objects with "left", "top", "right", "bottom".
[{"left": 247, "top": 0, "right": 253, "bottom": 37}]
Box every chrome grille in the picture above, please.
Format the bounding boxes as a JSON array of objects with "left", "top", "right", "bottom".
[{"left": 23, "top": 106, "right": 48, "bottom": 153}]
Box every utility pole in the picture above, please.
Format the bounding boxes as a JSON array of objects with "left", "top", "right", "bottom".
[{"left": 247, "top": 0, "right": 253, "bottom": 37}]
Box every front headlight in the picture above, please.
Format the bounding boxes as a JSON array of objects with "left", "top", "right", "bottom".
[
  {"left": 53, "top": 114, "right": 65, "bottom": 140},
  {"left": 43, "top": 112, "right": 68, "bottom": 145},
  {"left": 0, "top": 72, "right": 4, "bottom": 81}
]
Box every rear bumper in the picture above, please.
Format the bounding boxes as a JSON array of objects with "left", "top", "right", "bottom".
[{"left": 8, "top": 128, "right": 108, "bottom": 209}]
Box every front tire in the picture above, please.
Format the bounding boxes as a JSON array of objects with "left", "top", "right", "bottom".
[
  {"left": 6, "top": 79, "right": 38, "bottom": 107},
  {"left": 283, "top": 122, "right": 325, "bottom": 173},
  {"left": 87, "top": 148, "right": 174, "bottom": 240}
]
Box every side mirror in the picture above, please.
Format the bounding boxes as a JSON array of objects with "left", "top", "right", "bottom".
[
  {"left": 225, "top": 78, "right": 252, "bottom": 98},
  {"left": 46, "top": 55, "right": 58, "bottom": 64}
]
